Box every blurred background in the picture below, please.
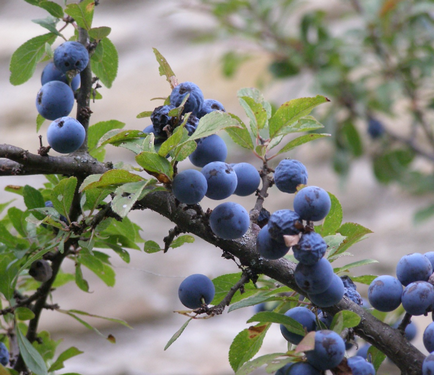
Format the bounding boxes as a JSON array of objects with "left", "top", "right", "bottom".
[{"left": 1, "top": 0, "right": 434, "bottom": 374}]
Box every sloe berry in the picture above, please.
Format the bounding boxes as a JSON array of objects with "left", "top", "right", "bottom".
[
  {"left": 274, "top": 159, "right": 308, "bottom": 193},
  {"left": 178, "top": 274, "right": 215, "bottom": 309}
]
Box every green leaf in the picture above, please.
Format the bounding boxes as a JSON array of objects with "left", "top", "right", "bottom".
[
  {"left": 136, "top": 111, "right": 153, "bottom": 119},
  {"left": 334, "top": 259, "right": 379, "bottom": 274},
  {"left": 238, "top": 96, "right": 268, "bottom": 134},
  {"left": 247, "top": 311, "right": 305, "bottom": 336},
  {"left": 170, "top": 235, "right": 195, "bottom": 249},
  {"left": 16, "top": 328, "right": 48, "bottom": 375},
  {"left": 276, "top": 133, "right": 330, "bottom": 154},
  {"left": 235, "top": 353, "right": 293, "bottom": 375},
  {"left": 172, "top": 140, "right": 197, "bottom": 162},
  {"left": 153, "top": 48, "right": 177, "bottom": 88},
  {"left": 8, "top": 207, "right": 28, "bottom": 237},
  {"left": 164, "top": 318, "right": 192, "bottom": 350},
  {"left": 351, "top": 274, "right": 377, "bottom": 285},
  {"left": 48, "top": 347, "right": 83, "bottom": 372},
  {"left": 65, "top": 0, "right": 94, "bottom": 30},
  {"left": 211, "top": 273, "right": 258, "bottom": 305},
  {"left": 368, "top": 345, "right": 387, "bottom": 372},
  {"left": 80, "top": 170, "right": 143, "bottom": 192},
  {"left": 229, "top": 324, "right": 270, "bottom": 372},
  {"left": 373, "top": 148, "right": 414, "bottom": 184},
  {"left": 36, "top": 114, "right": 46, "bottom": 132},
  {"left": 10, "top": 33, "right": 56, "bottom": 85},
  {"left": 90, "top": 37, "right": 118, "bottom": 88},
  {"left": 414, "top": 203, "right": 434, "bottom": 224},
  {"left": 68, "top": 309, "right": 131, "bottom": 328},
  {"left": 144, "top": 240, "right": 161, "bottom": 253},
  {"left": 79, "top": 253, "right": 115, "bottom": 287},
  {"left": 0, "top": 222, "right": 29, "bottom": 248},
  {"left": 315, "top": 193, "right": 343, "bottom": 237},
  {"left": 324, "top": 234, "right": 346, "bottom": 260},
  {"left": 25, "top": 1, "right": 64, "bottom": 18},
  {"left": 88, "top": 26, "right": 111, "bottom": 41},
  {"left": 15, "top": 307, "right": 35, "bottom": 321},
  {"left": 0, "top": 253, "right": 19, "bottom": 300},
  {"left": 75, "top": 263, "right": 89, "bottom": 292},
  {"left": 237, "top": 88, "right": 272, "bottom": 119},
  {"left": 23, "top": 185, "right": 45, "bottom": 210},
  {"left": 158, "top": 126, "right": 186, "bottom": 157},
  {"left": 335, "top": 222, "right": 373, "bottom": 256},
  {"left": 330, "top": 310, "right": 361, "bottom": 334},
  {"left": 111, "top": 180, "right": 152, "bottom": 218},
  {"left": 50, "top": 177, "right": 77, "bottom": 221},
  {"left": 32, "top": 16, "right": 63, "bottom": 37},
  {"left": 135, "top": 151, "right": 173, "bottom": 182},
  {"left": 269, "top": 97, "right": 329, "bottom": 138},
  {"left": 88, "top": 120, "right": 125, "bottom": 160},
  {"left": 98, "top": 129, "right": 145, "bottom": 148},
  {"left": 225, "top": 114, "right": 254, "bottom": 150},
  {"left": 188, "top": 111, "right": 242, "bottom": 142},
  {"left": 342, "top": 121, "right": 363, "bottom": 157}
]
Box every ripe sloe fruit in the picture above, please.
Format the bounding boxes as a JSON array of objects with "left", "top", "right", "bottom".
[
  {"left": 29, "top": 259, "right": 53, "bottom": 282},
  {"left": 36, "top": 81, "right": 75, "bottom": 120},
  {"left": 308, "top": 274, "right": 344, "bottom": 307},
  {"left": 356, "top": 344, "right": 371, "bottom": 359},
  {"left": 201, "top": 161, "right": 237, "bottom": 200},
  {"left": 47, "top": 116, "right": 85, "bottom": 154},
  {"left": 232, "top": 163, "right": 260, "bottom": 196},
  {"left": 178, "top": 274, "right": 215, "bottom": 309},
  {"left": 423, "top": 353, "right": 434, "bottom": 375},
  {"left": 368, "top": 275, "right": 402, "bottom": 312},
  {"left": 424, "top": 322, "right": 434, "bottom": 354},
  {"left": 293, "top": 232, "right": 327, "bottom": 265},
  {"left": 189, "top": 134, "right": 228, "bottom": 167},
  {"left": 170, "top": 81, "right": 204, "bottom": 117},
  {"left": 150, "top": 105, "right": 175, "bottom": 136},
  {"left": 401, "top": 281, "right": 434, "bottom": 316},
  {"left": 367, "top": 117, "right": 384, "bottom": 139},
  {"left": 41, "top": 61, "right": 80, "bottom": 91},
  {"left": 172, "top": 169, "right": 208, "bottom": 204},
  {"left": 267, "top": 209, "right": 301, "bottom": 243},
  {"left": 274, "top": 159, "right": 308, "bottom": 193},
  {"left": 347, "top": 356, "right": 376, "bottom": 375},
  {"left": 294, "top": 257, "right": 334, "bottom": 295},
  {"left": 293, "top": 186, "right": 331, "bottom": 221},
  {"left": 305, "top": 330, "right": 345, "bottom": 371},
  {"left": 0, "top": 342, "right": 9, "bottom": 366},
  {"left": 256, "top": 224, "right": 290, "bottom": 260},
  {"left": 425, "top": 251, "right": 434, "bottom": 270},
  {"left": 341, "top": 276, "right": 363, "bottom": 305},
  {"left": 209, "top": 202, "right": 250, "bottom": 239},
  {"left": 198, "top": 99, "right": 225, "bottom": 118},
  {"left": 276, "top": 362, "right": 321, "bottom": 375},
  {"left": 396, "top": 252, "right": 433, "bottom": 286},
  {"left": 279, "top": 306, "right": 317, "bottom": 345},
  {"left": 391, "top": 320, "right": 417, "bottom": 342},
  {"left": 53, "top": 41, "right": 89, "bottom": 73}
]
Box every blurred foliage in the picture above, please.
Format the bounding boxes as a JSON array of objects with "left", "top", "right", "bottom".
[{"left": 186, "top": 0, "right": 434, "bottom": 222}]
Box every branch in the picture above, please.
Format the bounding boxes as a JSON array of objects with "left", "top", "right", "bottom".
[
  {"left": 138, "top": 189, "right": 425, "bottom": 375},
  {"left": 0, "top": 144, "right": 111, "bottom": 176}
]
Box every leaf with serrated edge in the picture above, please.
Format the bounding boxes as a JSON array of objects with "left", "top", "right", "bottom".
[
  {"left": 324, "top": 234, "right": 346, "bottom": 259},
  {"left": 88, "top": 26, "right": 111, "bottom": 41},
  {"left": 48, "top": 347, "right": 83, "bottom": 372},
  {"left": 90, "top": 37, "right": 118, "bottom": 88},
  {"left": 50, "top": 177, "right": 77, "bottom": 221},
  {"left": 10, "top": 33, "right": 56, "bottom": 85},
  {"left": 269, "top": 96, "right": 329, "bottom": 139},
  {"left": 81, "top": 170, "right": 143, "bottom": 192},
  {"left": 16, "top": 328, "right": 48, "bottom": 375},
  {"left": 351, "top": 275, "right": 377, "bottom": 285},
  {"left": 234, "top": 353, "right": 293, "bottom": 375},
  {"left": 135, "top": 151, "right": 173, "bottom": 181},
  {"left": 98, "top": 129, "right": 145, "bottom": 148},
  {"left": 170, "top": 235, "right": 195, "bottom": 249},
  {"left": 315, "top": 193, "right": 343, "bottom": 237},
  {"left": 334, "top": 259, "right": 379, "bottom": 274},
  {"left": 112, "top": 181, "right": 150, "bottom": 218},
  {"left": 225, "top": 114, "right": 254, "bottom": 150},
  {"left": 164, "top": 318, "right": 192, "bottom": 350},
  {"left": 330, "top": 310, "right": 361, "bottom": 334},
  {"left": 335, "top": 222, "right": 373, "bottom": 256},
  {"left": 229, "top": 324, "right": 270, "bottom": 372},
  {"left": 187, "top": 111, "right": 242, "bottom": 142},
  {"left": 88, "top": 120, "right": 125, "bottom": 151},
  {"left": 247, "top": 311, "right": 305, "bottom": 336},
  {"left": 144, "top": 240, "right": 161, "bottom": 253},
  {"left": 65, "top": 0, "right": 94, "bottom": 30},
  {"left": 277, "top": 133, "right": 330, "bottom": 154},
  {"left": 368, "top": 345, "right": 387, "bottom": 372},
  {"left": 153, "top": 48, "right": 177, "bottom": 88}
]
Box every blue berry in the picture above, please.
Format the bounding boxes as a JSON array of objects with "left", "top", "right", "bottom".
[
  {"left": 425, "top": 251, "right": 434, "bottom": 270},
  {"left": 172, "top": 169, "right": 208, "bottom": 205},
  {"left": 276, "top": 362, "right": 321, "bottom": 375},
  {"left": 267, "top": 209, "right": 302, "bottom": 243},
  {"left": 143, "top": 125, "right": 166, "bottom": 145},
  {"left": 197, "top": 99, "right": 225, "bottom": 118},
  {"left": 178, "top": 274, "right": 215, "bottom": 309},
  {"left": 274, "top": 159, "right": 308, "bottom": 193},
  {"left": 45, "top": 200, "right": 68, "bottom": 223},
  {"left": 396, "top": 253, "right": 433, "bottom": 286},
  {"left": 170, "top": 82, "right": 204, "bottom": 117},
  {"left": 257, "top": 208, "right": 270, "bottom": 228},
  {"left": 347, "top": 356, "right": 376, "bottom": 375},
  {"left": 423, "top": 353, "right": 434, "bottom": 375},
  {"left": 201, "top": 161, "right": 237, "bottom": 200},
  {"left": 305, "top": 330, "right": 345, "bottom": 371},
  {"left": 293, "top": 186, "right": 331, "bottom": 221},
  {"left": 36, "top": 81, "right": 75, "bottom": 120},
  {"left": 317, "top": 310, "right": 334, "bottom": 328},
  {"left": 293, "top": 232, "right": 327, "bottom": 265},
  {"left": 294, "top": 258, "right": 334, "bottom": 295},
  {"left": 185, "top": 115, "right": 199, "bottom": 136},
  {"left": 356, "top": 344, "right": 371, "bottom": 359},
  {"left": 209, "top": 202, "right": 250, "bottom": 239},
  {"left": 308, "top": 274, "right": 344, "bottom": 308},
  {"left": 401, "top": 281, "right": 434, "bottom": 316},
  {"left": 189, "top": 134, "right": 228, "bottom": 167},
  {"left": 256, "top": 224, "right": 290, "bottom": 260},
  {"left": 151, "top": 105, "right": 175, "bottom": 135},
  {"left": 41, "top": 61, "right": 80, "bottom": 91},
  {"left": 53, "top": 41, "right": 89, "bottom": 73},
  {"left": 0, "top": 342, "right": 9, "bottom": 366},
  {"left": 341, "top": 276, "right": 363, "bottom": 305},
  {"left": 232, "top": 163, "right": 261, "bottom": 196},
  {"left": 47, "top": 117, "right": 85, "bottom": 154},
  {"left": 392, "top": 319, "right": 417, "bottom": 342},
  {"left": 280, "top": 306, "right": 317, "bottom": 345},
  {"left": 368, "top": 275, "right": 402, "bottom": 312},
  {"left": 424, "top": 323, "right": 434, "bottom": 354},
  {"left": 367, "top": 118, "right": 384, "bottom": 139}
]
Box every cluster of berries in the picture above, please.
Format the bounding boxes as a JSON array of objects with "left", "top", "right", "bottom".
[{"left": 35, "top": 41, "right": 88, "bottom": 154}]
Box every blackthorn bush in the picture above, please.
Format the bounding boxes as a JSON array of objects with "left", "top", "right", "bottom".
[{"left": 275, "top": 362, "right": 321, "bottom": 375}]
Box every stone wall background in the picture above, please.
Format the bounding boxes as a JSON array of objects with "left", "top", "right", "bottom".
[{"left": 0, "top": 1, "right": 432, "bottom": 374}]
